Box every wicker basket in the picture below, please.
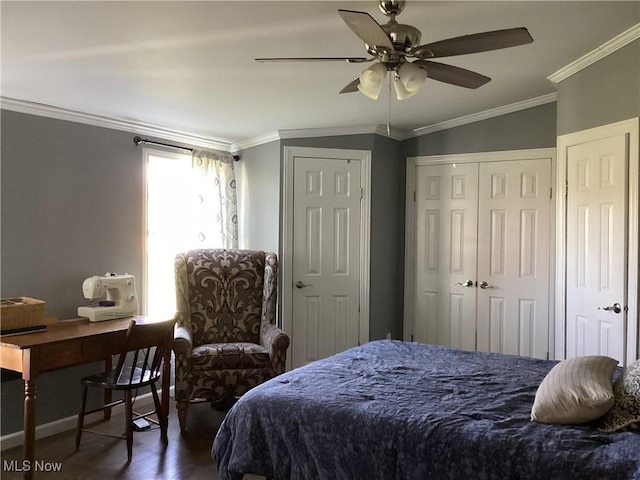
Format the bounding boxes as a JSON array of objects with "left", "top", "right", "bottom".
[{"left": 1, "top": 297, "right": 46, "bottom": 330}]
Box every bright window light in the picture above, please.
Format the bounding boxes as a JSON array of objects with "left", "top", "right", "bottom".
[{"left": 145, "top": 150, "right": 223, "bottom": 319}]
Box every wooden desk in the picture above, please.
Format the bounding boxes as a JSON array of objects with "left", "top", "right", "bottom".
[{"left": 0, "top": 316, "right": 172, "bottom": 479}]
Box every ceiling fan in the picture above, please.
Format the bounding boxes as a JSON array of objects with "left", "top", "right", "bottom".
[{"left": 256, "top": 0, "right": 533, "bottom": 101}]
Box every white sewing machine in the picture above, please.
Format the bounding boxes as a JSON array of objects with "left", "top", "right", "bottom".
[{"left": 77, "top": 273, "right": 138, "bottom": 322}]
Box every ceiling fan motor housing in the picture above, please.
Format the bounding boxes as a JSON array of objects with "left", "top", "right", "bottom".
[
  {"left": 382, "top": 22, "right": 422, "bottom": 53},
  {"left": 366, "top": 22, "right": 422, "bottom": 69},
  {"left": 368, "top": 2, "right": 422, "bottom": 59}
]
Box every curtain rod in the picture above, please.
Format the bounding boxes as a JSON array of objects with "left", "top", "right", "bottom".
[{"left": 133, "top": 136, "right": 240, "bottom": 161}]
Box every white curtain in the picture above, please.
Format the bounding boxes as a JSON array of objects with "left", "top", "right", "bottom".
[{"left": 192, "top": 149, "right": 238, "bottom": 249}]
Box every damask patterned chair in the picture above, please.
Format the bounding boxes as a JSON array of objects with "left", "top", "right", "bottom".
[{"left": 173, "top": 248, "right": 290, "bottom": 432}]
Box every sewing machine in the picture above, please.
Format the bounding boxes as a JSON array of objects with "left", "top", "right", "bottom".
[{"left": 77, "top": 273, "right": 138, "bottom": 322}]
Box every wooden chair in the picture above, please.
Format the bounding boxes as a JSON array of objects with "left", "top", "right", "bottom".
[{"left": 75, "top": 317, "right": 176, "bottom": 462}]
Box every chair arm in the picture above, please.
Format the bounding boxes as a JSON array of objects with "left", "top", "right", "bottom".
[
  {"left": 173, "top": 324, "right": 193, "bottom": 403},
  {"left": 261, "top": 323, "right": 290, "bottom": 375},
  {"left": 173, "top": 325, "right": 193, "bottom": 358}
]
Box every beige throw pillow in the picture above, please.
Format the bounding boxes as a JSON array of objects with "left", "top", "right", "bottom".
[{"left": 531, "top": 356, "right": 618, "bottom": 425}]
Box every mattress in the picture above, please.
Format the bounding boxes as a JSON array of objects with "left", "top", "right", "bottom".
[{"left": 214, "top": 340, "right": 640, "bottom": 480}]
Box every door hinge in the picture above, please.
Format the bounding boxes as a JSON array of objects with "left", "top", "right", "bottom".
[
  {"left": 360, "top": 187, "right": 363, "bottom": 200},
  {"left": 411, "top": 334, "right": 414, "bottom": 342},
  {"left": 564, "top": 181, "right": 568, "bottom": 197},
  {"left": 413, "top": 191, "right": 416, "bottom": 202},
  {"left": 550, "top": 187, "right": 552, "bottom": 199}
]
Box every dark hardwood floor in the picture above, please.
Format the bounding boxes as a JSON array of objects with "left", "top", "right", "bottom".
[{"left": 1, "top": 400, "right": 264, "bottom": 480}]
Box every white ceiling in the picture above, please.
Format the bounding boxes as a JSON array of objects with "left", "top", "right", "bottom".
[{"left": 2, "top": 1, "right": 638, "bottom": 147}]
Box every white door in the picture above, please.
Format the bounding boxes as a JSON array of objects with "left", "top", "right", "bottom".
[
  {"left": 413, "top": 163, "right": 478, "bottom": 350},
  {"left": 565, "top": 135, "right": 627, "bottom": 363},
  {"left": 410, "top": 151, "right": 553, "bottom": 359},
  {"left": 290, "top": 156, "right": 362, "bottom": 368},
  {"left": 476, "top": 159, "right": 551, "bottom": 358}
]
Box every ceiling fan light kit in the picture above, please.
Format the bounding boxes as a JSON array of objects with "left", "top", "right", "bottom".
[
  {"left": 396, "top": 62, "right": 428, "bottom": 98},
  {"left": 256, "top": 0, "right": 533, "bottom": 102},
  {"left": 358, "top": 63, "right": 388, "bottom": 100}
]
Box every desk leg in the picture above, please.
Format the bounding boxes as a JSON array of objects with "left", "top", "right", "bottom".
[
  {"left": 23, "top": 380, "right": 37, "bottom": 480},
  {"left": 161, "top": 349, "right": 170, "bottom": 418},
  {"left": 22, "top": 349, "right": 39, "bottom": 480}
]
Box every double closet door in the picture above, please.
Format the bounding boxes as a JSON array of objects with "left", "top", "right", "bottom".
[{"left": 407, "top": 150, "right": 553, "bottom": 359}]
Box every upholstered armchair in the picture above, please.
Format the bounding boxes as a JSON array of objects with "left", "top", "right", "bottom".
[{"left": 173, "top": 248, "right": 290, "bottom": 432}]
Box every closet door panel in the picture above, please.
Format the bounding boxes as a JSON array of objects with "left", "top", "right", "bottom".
[
  {"left": 414, "top": 163, "right": 478, "bottom": 350},
  {"left": 476, "top": 159, "right": 551, "bottom": 359},
  {"left": 565, "top": 134, "right": 627, "bottom": 363}
]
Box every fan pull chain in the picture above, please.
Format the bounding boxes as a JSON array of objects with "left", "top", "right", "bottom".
[{"left": 387, "top": 74, "right": 392, "bottom": 136}]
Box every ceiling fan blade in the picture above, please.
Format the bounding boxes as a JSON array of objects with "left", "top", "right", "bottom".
[
  {"left": 412, "top": 27, "right": 533, "bottom": 59},
  {"left": 339, "top": 78, "right": 360, "bottom": 94},
  {"left": 256, "top": 57, "right": 370, "bottom": 63},
  {"left": 413, "top": 60, "right": 491, "bottom": 89},
  {"left": 338, "top": 9, "right": 394, "bottom": 52}
]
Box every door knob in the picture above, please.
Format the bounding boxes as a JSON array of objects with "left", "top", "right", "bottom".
[
  {"left": 599, "top": 303, "right": 622, "bottom": 314},
  {"left": 479, "top": 281, "right": 497, "bottom": 289},
  {"left": 455, "top": 280, "right": 474, "bottom": 287},
  {"left": 295, "top": 280, "right": 314, "bottom": 289}
]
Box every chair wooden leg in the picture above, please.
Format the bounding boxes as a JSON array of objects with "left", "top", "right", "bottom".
[
  {"left": 150, "top": 383, "right": 167, "bottom": 443},
  {"left": 103, "top": 357, "right": 113, "bottom": 420},
  {"left": 125, "top": 390, "right": 133, "bottom": 462},
  {"left": 176, "top": 400, "right": 188, "bottom": 433},
  {"left": 76, "top": 385, "right": 88, "bottom": 451}
]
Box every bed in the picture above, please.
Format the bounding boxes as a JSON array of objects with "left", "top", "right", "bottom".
[{"left": 213, "top": 340, "right": 640, "bottom": 480}]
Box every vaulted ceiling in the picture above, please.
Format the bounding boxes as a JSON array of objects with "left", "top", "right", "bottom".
[{"left": 2, "top": 1, "right": 638, "bottom": 146}]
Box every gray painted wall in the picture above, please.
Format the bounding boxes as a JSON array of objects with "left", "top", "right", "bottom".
[
  {"left": 556, "top": 40, "right": 640, "bottom": 135},
  {"left": 1, "top": 110, "right": 149, "bottom": 434},
  {"left": 236, "top": 134, "right": 407, "bottom": 341},
  {"left": 278, "top": 135, "right": 406, "bottom": 340},
  {"left": 235, "top": 140, "right": 280, "bottom": 254},
  {"left": 403, "top": 102, "right": 557, "bottom": 157},
  {"left": 370, "top": 134, "right": 405, "bottom": 340}
]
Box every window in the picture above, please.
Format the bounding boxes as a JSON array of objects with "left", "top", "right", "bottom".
[{"left": 144, "top": 149, "right": 225, "bottom": 319}]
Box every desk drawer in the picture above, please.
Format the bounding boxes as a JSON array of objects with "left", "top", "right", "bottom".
[
  {"left": 85, "top": 336, "right": 122, "bottom": 360},
  {"left": 39, "top": 331, "right": 124, "bottom": 370},
  {"left": 40, "top": 341, "right": 83, "bottom": 370}
]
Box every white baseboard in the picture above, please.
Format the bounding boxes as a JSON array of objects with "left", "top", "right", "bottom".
[{"left": 1, "top": 388, "right": 173, "bottom": 452}]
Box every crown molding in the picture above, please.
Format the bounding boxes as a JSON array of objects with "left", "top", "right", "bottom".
[
  {"left": 279, "top": 124, "right": 404, "bottom": 141},
  {"left": 231, "top": 124, "right": 404, "bottom": 152},
  {"left": 548, "top": 23, "right": 640, "bottom": 84},
  {"left": 0, "top": 96, "right": 233, "bottom": 152},
  {"left": 403, "top": 92, "right": 558, "bottom": 138},
  {"left": 231, "top": 94, "right": 558, "bottom": 149},
  {"left": 2, "top": 93, "right": 556, "bottom": 153},
  {"left": 230, "top": 131, "right": 281, "bottom": 152}
]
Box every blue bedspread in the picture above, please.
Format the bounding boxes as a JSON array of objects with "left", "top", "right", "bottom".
[{"left": 213, "top": 340, "right": 640, "bottom": 480}]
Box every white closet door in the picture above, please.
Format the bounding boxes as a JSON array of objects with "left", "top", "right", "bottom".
[
  {"left": 565, "top": 135, "right": 627, "bottom": 363},
  {"left": 291, "top": 156, "right": 362, "bottom": 368},
  {"left": 413, "top": 163, "right": 478, "bottom": 350},
  {"left": 411, "top": 153, "right": 553, "bottom": 359},
  {"left": 476, "top": 159, "right": 552, "bottom": 359}
]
